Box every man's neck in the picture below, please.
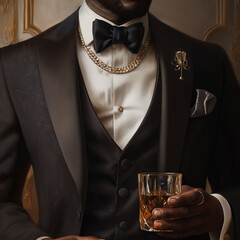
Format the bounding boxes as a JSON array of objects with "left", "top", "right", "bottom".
[{"left": 85, "top": 0, "right": 132, "bottom": 25}]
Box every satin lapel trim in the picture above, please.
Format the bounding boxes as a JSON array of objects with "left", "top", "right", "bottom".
[
  {"left": 36, "top": 20, "right": 86, "bottom": 197},
  {"left": 150, "top": 16, "right": 194, "bottom": 172}
]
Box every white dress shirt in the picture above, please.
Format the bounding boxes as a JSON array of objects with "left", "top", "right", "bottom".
[
  {"left": 37, "top": 1, "right": 231, "bottom": 239},
  {"left": 78, "top": 0, "right": 157, "bottom": 150}
]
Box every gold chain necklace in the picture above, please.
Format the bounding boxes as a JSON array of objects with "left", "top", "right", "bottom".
[{"left": 78, "top": 24, "right": 151, "bottom": 74}]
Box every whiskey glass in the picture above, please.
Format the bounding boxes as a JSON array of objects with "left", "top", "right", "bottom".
[{"left": 138, "top": 172, "right": 182, "bottom": 232}]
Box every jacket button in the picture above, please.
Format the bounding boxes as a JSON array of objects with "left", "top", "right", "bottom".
[
  {"left": 121, "top": 159, "right": 130, "bottom": 170},
  {"left": 119, "top": 188, "right": 129, "bottom": 198},
  {"left": 119, "top": 221, "right": 129, "bottom": 231}
]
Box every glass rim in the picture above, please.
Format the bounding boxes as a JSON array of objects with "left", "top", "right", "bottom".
[{"left": 138, "top": 172, "right": 182, "bottom": 177}]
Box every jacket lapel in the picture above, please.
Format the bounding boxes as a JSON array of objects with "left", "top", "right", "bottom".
[
  {"left": 35, "top": 11, "right": 193, "bottom": 195},
  {"left": 36, "top": 10, "right": 87, "bottom": 199},
  {"left": 150, "top": 15, "right": 194, "bottom": 172}
]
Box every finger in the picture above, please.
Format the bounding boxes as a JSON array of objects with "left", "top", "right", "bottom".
[
  {"left": 156, "top": 225, "right": 205, "bottom": 239},
  {"left": 54, "top": 236, "right": 105, "bottom": 240},
  {"left": 167, "top": 189, "right": 205, "bottom": 207},
  {"left": 77, "top": 237, "right": 105, "bottom": 240},
  {"left": 181, "top": 185, "right": 194, "bottom": 193},
  {"left": 153, "top": 216, "right": 203, "bottom": 232},
  {"left": 152, "top": 205, "right": 198, "bottom": 220}
]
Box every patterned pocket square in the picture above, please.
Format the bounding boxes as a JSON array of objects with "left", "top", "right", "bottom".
[{"left": 190, "top": 89, "right": 217, "bottom": 118}]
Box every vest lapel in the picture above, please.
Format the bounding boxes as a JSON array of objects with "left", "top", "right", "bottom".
[
  {"left": 36, "top": 10, "right": 87, "bottom": 199},
  {"left": 150, "top": 15, "right": 194, "bottom": 172}
]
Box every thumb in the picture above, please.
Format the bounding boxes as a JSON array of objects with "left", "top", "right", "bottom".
[
  {"left": 181, "top": 185, "right": 194, "bottom": 193},
  {"left": 77, "top": 237, "right": 105, "bottom": 240}
]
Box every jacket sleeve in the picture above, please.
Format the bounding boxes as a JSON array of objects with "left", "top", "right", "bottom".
[
  {"left": 208, "top": 46, "right": 240, "bottom": 240},
  {"left": 0, "top": 50, "right": 49, "bottom": 240}
]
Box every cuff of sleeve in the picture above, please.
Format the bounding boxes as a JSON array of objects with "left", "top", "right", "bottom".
[
  {"left": 209, "top": 193, "right": 232, "bottom": 240},
  {"left": 36, "top": 237, "right": 51, "bottom": 240}
]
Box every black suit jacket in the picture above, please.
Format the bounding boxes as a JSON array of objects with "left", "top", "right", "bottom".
[{"left": 0, "top": 9, "right": 240, "bottom": 240}]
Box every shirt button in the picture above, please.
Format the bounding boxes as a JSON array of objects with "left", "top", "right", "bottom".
[
  {"left": 119, "top": 221, "right": 129, "bottom": 231},
  {"left": 121, "top": 158, "right": 130, "bottom": 170},
  {"left": 118, "top": 106, "right": 124, "bottom": 112},
  {"left": 118, "top": 188, "right": 129, "bottom": 198}
]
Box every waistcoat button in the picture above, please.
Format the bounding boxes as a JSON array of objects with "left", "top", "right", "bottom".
[
  {"left": 119, "top": 188, "right": 129, "bottom": 198},
  {"left": 119, "top": 221, "right": 129, "bottom": 231},
  {"left": 121, "top": 158, "right": 130, "bottom": 170}
]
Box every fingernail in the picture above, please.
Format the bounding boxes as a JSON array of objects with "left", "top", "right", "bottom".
[
  {"left": 152, "top": 208, "right": 161, "bottom": 216},
  {"left": 153, "top": 220, "right": 163, "bottom": 229},
  {"left": 169, "top": 196, "right": 179, "bottom": 200},
  {"left": 168, "top": 197, "right": 177, "bottom": 205}
]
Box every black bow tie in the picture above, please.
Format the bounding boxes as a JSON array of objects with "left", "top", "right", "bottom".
[{"left": 92, "top": 19, "right": 145, "bottom": 54}]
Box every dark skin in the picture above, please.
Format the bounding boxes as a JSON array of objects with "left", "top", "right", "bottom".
[
  {"left": 86, "top": 0, "right": 152, "bottom": 25},
  {"left": 47, "top": 0, "right": 224, "bottom": 239},
  {"left": 153, "top": 186, "right": 224, "bottom": 239},
  {"left": 45, "top": 236, "right": 103, "bottom": 240}
]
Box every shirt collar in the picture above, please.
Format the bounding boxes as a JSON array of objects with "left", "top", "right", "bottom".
[{"left": 79, "top": 0, "right": 149, "bottom": 47}]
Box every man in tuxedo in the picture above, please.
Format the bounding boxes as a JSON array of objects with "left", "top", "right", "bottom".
[{"left": 0, "top": 0, "right": 240, "bottom": 239}]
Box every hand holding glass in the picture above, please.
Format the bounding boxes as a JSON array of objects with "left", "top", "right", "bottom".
[{"left": 138, "top": 172, "right": 182, "bottom": 232}]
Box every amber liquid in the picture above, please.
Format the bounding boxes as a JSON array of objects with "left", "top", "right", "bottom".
[{"left": 139, "top": 193, "right": 173, "bottom": 232}]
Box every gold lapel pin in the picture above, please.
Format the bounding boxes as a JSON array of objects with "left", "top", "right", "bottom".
[{"left": 172, "top": 51, "right": 190, "bottom": 80}]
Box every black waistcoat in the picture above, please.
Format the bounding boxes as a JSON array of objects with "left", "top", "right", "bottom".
[{"left": 79, "top": 70, "right": 163, "bottom": 240}]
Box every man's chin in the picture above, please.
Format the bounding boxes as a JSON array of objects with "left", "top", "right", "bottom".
[
  {"left": 121, "top": 0, "right": 140, "bottom": 8},
  {"left": 120, "top": 0, "right": 149, "bottom": 10},
  {"left": 95, "top": 0, "right": 152, "bottom": 22},
  {"left": 118, "top": 0, "right": 152, "bottom": 19}
]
